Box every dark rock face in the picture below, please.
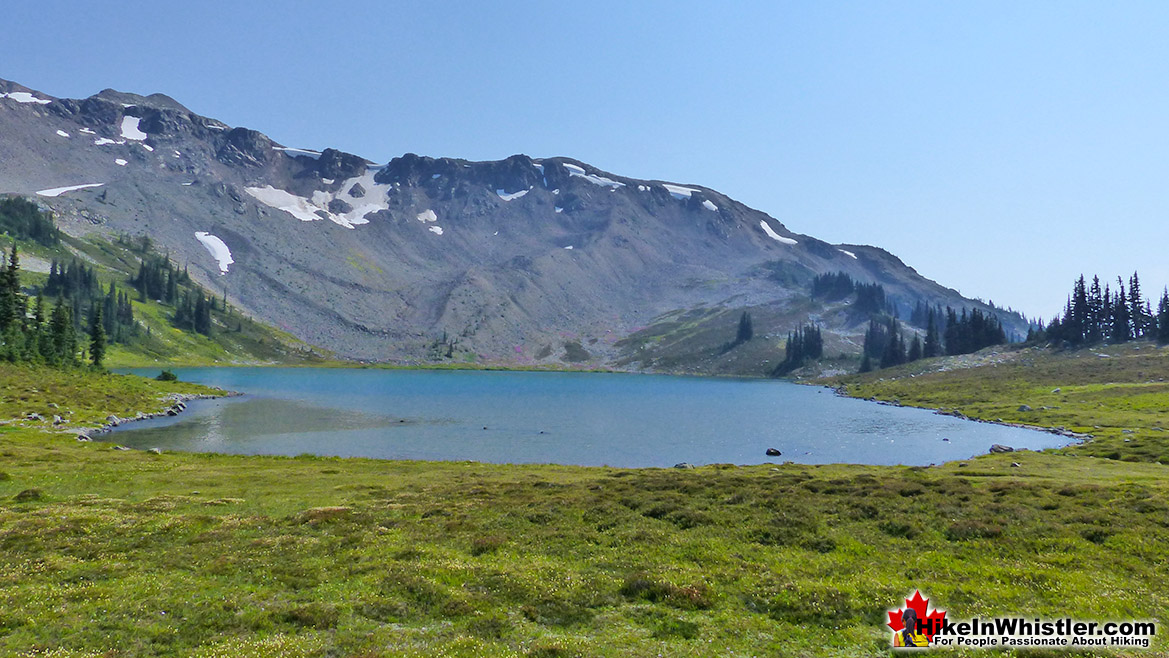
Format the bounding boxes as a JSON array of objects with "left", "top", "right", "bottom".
[
  {"left": 348, "top": 182, "right": 365, "bottom": 198},
  {"left": 316, "top": 148, "right": 367, "bottom": 181},
  {"left": 989, "top": 444, "right": 1015, "bottom": 453},
  {"left": 216, "top": 128, "right": 273, "bottom": 167},
  {"left": 328, "top": 198, "right": 353, "bottom": 214}
]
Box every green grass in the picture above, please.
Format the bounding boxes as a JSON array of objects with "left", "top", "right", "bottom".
[
  {"left": 825, "top": 341, "right": 1169, "bottom": 464},
  {"left": 0, "top": 354, "right": 1166, "bottom": 656}
]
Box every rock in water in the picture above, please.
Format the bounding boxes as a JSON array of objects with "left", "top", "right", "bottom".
[
  {"left": 765, "top": 448, "right": 781, "bottom": 456},
  {"left": 989, "top": 444, "right": 1014, "bottom": 454}
]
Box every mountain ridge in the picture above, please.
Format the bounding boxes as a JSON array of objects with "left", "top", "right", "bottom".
[{"left": 0, "top": 77, "right": 1026, "bottom": 371}]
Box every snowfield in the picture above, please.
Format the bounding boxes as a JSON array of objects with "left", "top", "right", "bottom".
[
  {"left": 563, "top": 162, "right": 625, "bottom": 188},
  {"left": 662, "top": 183, "right": 699, "bottom": 200},
  {"left": 246, "top": 170, "right": 391, "bottom": 229},
  {"left": 1, "top": 92, "right": 51, "bottom": 104},
  {"left": 760, "top": 220, "right": 798, "bottom": 245},
  {"left": 273, "top": 146, "right": 322, "bottom": 159},
  {"left": 195, "top": 232, "right": 234, "bottom": 274},
  {"left": 496, "top": 188, "right": 530, "bottom": 201},
  {"left": 36, "top": 183, "right": 104, "bottom": 197},
  {"left": 119, "top": 116, "right": 147, "bottom": 141}
]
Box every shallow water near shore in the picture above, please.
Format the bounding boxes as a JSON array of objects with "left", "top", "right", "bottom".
[{"left": 112, "top": 368, "right": 1067, "bottom": 467}]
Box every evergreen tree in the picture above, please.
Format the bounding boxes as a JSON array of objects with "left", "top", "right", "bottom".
[
  {"left": 0, "top": 246, "right": 18, "bottom": 334},
  {"left": 1087, "top": 276, "right": 1104, "bottom": 343},
  {"left": 907, "top": 335, "right": 922, "bottom": 362},
  {"left": 736, "top": 311, "right": 754, "bottom": 344},
  {"left": 1129, "top": 272, "right": 1147, "bottom": 338},
  {"left": 773, "top": 324, "right": 823, "bottom": 375},
  {"left": 879, "top": 317, "right": 906, "bottom": 369},
  {"left": 923, "top": 309, "right": 943, "bottom": 357},
  {"left": 1158, "top": 289, "right": 1169, "bottom": 345},
  {"left": 859, "top": 353, "right": 873, "bottom": 373},
  {"left": 89, "top": 306, "right": 106, "bottom": 368},
  {"left": 1111, "top": 279, "right": 1131, "bottom": 343}
]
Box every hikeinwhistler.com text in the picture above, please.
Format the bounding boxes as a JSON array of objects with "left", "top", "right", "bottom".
[{"left": 922, "top": 617, "right": 1156, "bottom": 649}]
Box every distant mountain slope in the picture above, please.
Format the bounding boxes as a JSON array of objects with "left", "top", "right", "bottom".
[{"left": 0, "top": 77, "right": 1026, "bottom": 371}]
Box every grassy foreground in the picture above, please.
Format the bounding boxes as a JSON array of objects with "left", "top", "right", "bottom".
[{"left": 0, "top": 359, "right": 1166, "bottom": 656}]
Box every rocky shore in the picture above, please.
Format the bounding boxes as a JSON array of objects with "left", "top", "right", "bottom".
[{"left": 75, "top": 391, "right": 241, "bottom": 445}]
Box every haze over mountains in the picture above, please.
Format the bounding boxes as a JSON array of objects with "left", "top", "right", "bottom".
[{"left": 0, "top": 77, "right": 1026, "bottom": 372}]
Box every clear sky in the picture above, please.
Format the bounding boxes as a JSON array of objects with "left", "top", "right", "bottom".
[{"left": 4, "top": 1, "right": 1167, "bottom": 320}]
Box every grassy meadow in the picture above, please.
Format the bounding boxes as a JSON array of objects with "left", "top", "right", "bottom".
[{"left": 0, "top": 346, "right": 1166, "bottom": 656}]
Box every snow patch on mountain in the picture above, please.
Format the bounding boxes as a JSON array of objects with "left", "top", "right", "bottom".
[
  {"left": 760, "top": 220, "right": 797, "bottom": 245},
  {"left": 496, "top": 188, "right": 530, "bottom": 201},
  {"left": 702, "top": 199, "right": 718, "bottom": 212},
  {"left": 563, "top": 162, "right": 625, "bottom": 189},
  {"left": 417, "top": 209, "right": 437, "bottom": 223},
  {"left": 195, "top": 232, "right": 234, "bottom": 274},
  {"left": 247, "top": 170, "right": 390, "bottom": 229},
  {"left": 273, "top": 146, "right": 321, "bottom": 159},
  {"left": 120, "top": 116, "right": 147, "bottom": 141},
  {"left": 36, "top": 183, "right": 104, "bottom": 197},
  {"left": 1, "top": 92, "right": 51, "bottom": 104},
  {"left": 246, "top": 186, "right": 323, "bottom": 223},
  {"left": 428, "top": 226, "right": 444, "bottom": 235},
  {"left": 663, "top": 184, "right": 698, "bottom": 200},
  {"left": 56, "top": 130, "right": 70, "bottom": 138},
  {"left": 94, "top": 137, "right": 125, "bottom": 146},
  {"left": 79, "top": 128, "right": 96, "bottom": 135},
  {"left": 115, "top": 159, "right": 127, "bottom": 166},
  {"left": 838, "top": 249, "right": 857, "bottom": 259}
]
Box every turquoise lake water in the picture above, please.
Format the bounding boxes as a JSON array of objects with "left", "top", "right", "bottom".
[{"left": 111, "top": 368, "right": 1067, "bottom": 467}]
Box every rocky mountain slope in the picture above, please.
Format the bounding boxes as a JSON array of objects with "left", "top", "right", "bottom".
[{"left": 0, "top": 77, "right": 1026, "bottom": 370}]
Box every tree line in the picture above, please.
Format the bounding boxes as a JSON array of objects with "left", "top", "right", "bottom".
[
  {"left": 45, "top": 259, "right": 138, "bottom": 345},
  {"left": 0, "top": 246, "right": 101, "bottom": 366},
  {"left": 1034, "top": 272, "right": 1169, "bottom": 346},
  {"left": 0, "top": 197, "right": 60, "bottom": 247}
]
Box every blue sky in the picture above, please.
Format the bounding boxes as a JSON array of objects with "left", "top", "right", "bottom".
[{"left": 4, "top": 1, "right": 1167, "bottom": 319}]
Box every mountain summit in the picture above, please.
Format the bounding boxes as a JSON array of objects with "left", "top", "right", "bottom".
[{"left": 0, "top": 79, "right": 1024, "bottom": 372}]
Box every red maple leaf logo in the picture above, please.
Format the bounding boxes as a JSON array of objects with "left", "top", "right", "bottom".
[{"left": 887, "top": 590, "right": 947, "bottom": 641}]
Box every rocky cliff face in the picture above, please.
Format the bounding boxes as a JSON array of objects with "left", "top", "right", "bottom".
[{"left": 0, "top": 78, "right": 1026, "bottom": 370}]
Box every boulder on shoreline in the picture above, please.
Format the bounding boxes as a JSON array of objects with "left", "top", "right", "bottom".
[{"left": 989, "top": 444, "right": 1014, "bottom": 454}]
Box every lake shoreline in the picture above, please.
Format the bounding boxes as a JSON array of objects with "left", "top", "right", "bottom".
[{"left": 105, "top": 367, "right": 1070, "bottom": 467}]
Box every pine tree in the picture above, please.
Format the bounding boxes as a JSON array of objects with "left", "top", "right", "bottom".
[
  {"left": 1068, "top": 275, "right": 1088, "bottom": 344},
  {"left": 1087, "top": 276, "right": 1104, "bottom": 343},
  {"left": 89, "top": 306, "right": 106, "bottom": 368},
  {"left": 1111, "top": 279, "right": 1131, "bottom": 343},
  {"left": 923, "top": 309, "right": 943, "bottom": 357},
  {"left": 736, "top": 311, "right": 754, "bottom": 344},
  {"left": 1158, "top": 289, "right": 1169, "bottom": 345},
  {"left": 907, "top": 335, "right": 922, "bottom": 362},
  {"left": 1129, "top": 272, "right": 1147, "bottom": 338},
  {"left": 0, "top": 246, "right": 17, "bottom": 333}
]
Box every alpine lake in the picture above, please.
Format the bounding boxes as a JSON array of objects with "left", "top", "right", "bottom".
[{"left": 111, "top": 367, "right": 1067, "bottom": 468}]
